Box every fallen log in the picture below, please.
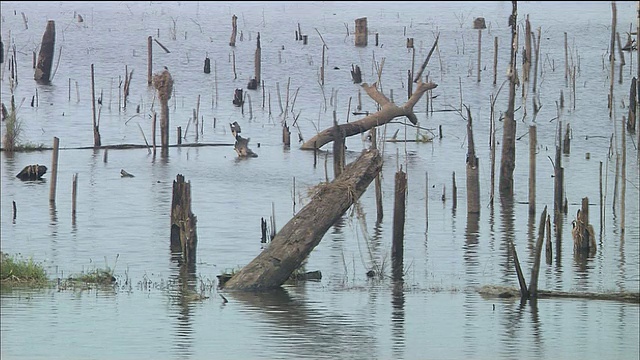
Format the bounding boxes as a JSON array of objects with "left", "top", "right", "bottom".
[
  {"left": 301, "top": 80, "right": 437, "bottom": 150},
  {"left": 222, "top": 148, "right": 383, "bottom": 291},
  {"left": 478, "top": 285, "right": 639, "bottom": 304}
]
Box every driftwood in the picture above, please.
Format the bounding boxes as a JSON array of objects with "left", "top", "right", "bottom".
[
  {"left": 301, "top": 81, "right": 437, "bottom": 150},
  {"left": 16, "top": 164, "right": 47, "bottom": 180},
  {"left": 478, "top": 285, "right": 639, "bottom": 304},
  {"left": 222, "top": 148, "right": 382, "bottom": 291}
]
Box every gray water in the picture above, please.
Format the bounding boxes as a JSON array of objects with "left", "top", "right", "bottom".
[{"left": 0, "top": 1, "right": 638, "bottom": 359}]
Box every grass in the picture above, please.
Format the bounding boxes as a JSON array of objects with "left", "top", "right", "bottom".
[
  {"left": 0, "top": 252, "right": 49, "bottom": 288},
  {"left": 69, "top": 268, "right": 116, "bottom": 285}
]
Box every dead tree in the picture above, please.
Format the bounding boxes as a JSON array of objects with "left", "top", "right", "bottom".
[
  {"left": 222, "top": 149, "right": 382, "bottom": 291},
  {"left": 301, "top": 80, "right": 438, "bottom": 150},
  {"left": 171, "top": 174, "right": 198, "bottom": 265},
  {"left": 572, "top": 197, "right": 596, "bottom": 255},
  {"left": 34, "top": 20, "right": 55, "bottom": 84},
  {"left": 153, "top": 67, "right": 173, "bottom": 151},
  {"left": 499, "top": 1, "right": 518, "bottom": 198},
  {"left": 16, "top": 164, "right": 47, "bottom": 180}
]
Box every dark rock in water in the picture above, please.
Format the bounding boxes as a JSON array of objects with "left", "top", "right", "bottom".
[
  {"left": 16, "top": 164, "right": 47, "bottom": 180},
  {"left": 291, "top": 270, "right": 322, "bottom": 281}
]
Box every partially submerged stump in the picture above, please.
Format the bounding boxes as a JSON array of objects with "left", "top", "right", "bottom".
[
  {"left": 153, "top": 67, "right": 173, "bottom": 150},
  {"left": 222, "top": 149, "right": 382, "bottom": 291},
  {"left": 572, "top": 197, "right": 596, "bottom": 255},
  {"left": 171, "top": 174, "right": 198, "bottom": 265},
  {"left": 16, "top": 164, "right": 47, "bottom": 180},
  {"left": 230, "top": 121, "right": 257, "bottom": 158}
]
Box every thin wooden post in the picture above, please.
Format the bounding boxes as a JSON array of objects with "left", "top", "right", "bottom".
[
  {"left": 147, "top": 36, "right": 152, "bottom": 85},
  {"left": 493, "top": 36, "right": 498, "bottom": 85},
  {"left": 49, "top": 137, "right": 59, "bottom": 203},
  {"left": 152, "top": 112, "right": 157, "bottom": 155},
  {"left": 466, "top": 106, "right": 480, "bottom": 214},
  {"left": 72, "top": 173, "right": 78, "bottom": 217},
  {"left": 229, "top": 15, "right": 238, "bottom": 47},
  {"left": 425, "top": 171, "right": 429, "bottom": 230},
  {"left": 528, "top": 206, "right": 547, "bottom": 298},
  {"left": 452, "top": 172, "right": 457, "bottom": 211},
  {"left": 477, "top": 28, "right": 482, "bottom": 82},
  {"left": 511, "top": 242, "right": 529, "bottom": 299},
  {"left": 545, "top": 213, "right": 552, "bottom": 265},
  {"left": 529, "top": 125, "right": 537, "bottom": 214},
  {"left": 392, "top": 166, "right": 407, "bottom": 279},
  {"left": 370, "top": 128, "right": 383, "bottom": 222},
  {"left": 91, "top": 64, "right": 101, "bottom": 147}
]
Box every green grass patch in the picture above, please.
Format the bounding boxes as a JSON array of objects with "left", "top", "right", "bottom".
[
  {"left": 69, "top": 267, "right": 116, "bottom": 285},
  {"left": 0, "top": 252, "right": 49, "bottom": 288}
]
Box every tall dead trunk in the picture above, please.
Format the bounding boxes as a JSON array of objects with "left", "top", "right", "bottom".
[
  {"left": 223, "top": 149, "right": 383, "bottom": 291},
  {"left": 34, "top": 20, "right": 55, "bottom": 84},
  {"left": 499, "top": 1, "right": 518, "bottom": 198},
  {"left": 301, "top": 81, "right": 437, "bottom": 150},
  {"left": 153, "top": 68, "right": 173, "bottom": 151},
  {"left": 171, "top": 174, "right": 198, "bottom": 265}
]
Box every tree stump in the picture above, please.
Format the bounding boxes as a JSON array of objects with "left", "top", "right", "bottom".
[
  {"left": 16, "top": 164, "right": 47, "bottom": 180},
  {"left": 34, "top": 20, "right": 55, "bottom": 84},
  {"left": 171, "top": 174, "right": 198, "bottom": 265}
]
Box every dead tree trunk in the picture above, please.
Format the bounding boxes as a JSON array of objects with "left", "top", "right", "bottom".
[
  {"left": 34, "top": 20, "right": 55, "bottom": 84},
  {"left": 171, "top": 174, "right": 198, "bottom": 265},
  {"left": 153, "top": 68, "right": 173, "bottom": 152},
  {"left": 572, "top": 197, "right": 596, "bottom": 254},
  {"left": 355, "top": 17, "right": 368, "bottom": 47},
  {"left": 301, "top": 81, "right": 437, "bottom": 150},
  {"left": 465, "top": 106, "right": 480, "bottom": 214},
  {"left": 229, "top": 15, "right": 238, "bottom": 47},
  {"left": 222, "top": 149, "right": 383, "bottom": 291},
  {"left": 499, "top": 1, "right": 518, "bottom": 198}
]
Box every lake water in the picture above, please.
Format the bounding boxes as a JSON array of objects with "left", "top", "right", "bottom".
[{"left": 1, "top": 1, "right": 639, "bottom": 359}]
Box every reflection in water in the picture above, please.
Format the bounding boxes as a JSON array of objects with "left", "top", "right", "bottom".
[
  {"left": 169, "top": 256, "right": 196, "bottom": 359},
  {"left": 49, "top": 201, "right": 58, "bottom": 236},
  {"left": 499, "top": 197, "right": 515, "bottom": 287},
  {"left": 391, "top": 278, "right": 405, "bottom": 359},
  {"left": 228, "top": 286, "right": 377, "bottom": 359},
  {"left": 463, "top": 212, "right": 480, "bottom": 358},
  {"left": 528, "top": 298, "right": 544, "bottom": 359}
]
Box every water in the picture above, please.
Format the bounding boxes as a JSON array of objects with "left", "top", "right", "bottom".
[{"left": 1, "top": 1, "right": 639, "bottom": 359}]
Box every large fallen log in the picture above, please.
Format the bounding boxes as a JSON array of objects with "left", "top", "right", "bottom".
[
  {"left": 301, "top": 81, "right": 438, "bottom": 150},
  {"left": 222, "top": 148, "right": 383, "bottom": 291}
]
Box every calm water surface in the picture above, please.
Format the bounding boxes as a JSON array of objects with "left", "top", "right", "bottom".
[{"left": 1, "top": 1, "right": 639, "bottom": 359}]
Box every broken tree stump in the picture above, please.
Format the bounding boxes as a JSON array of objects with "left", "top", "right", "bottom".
[
  {"left": 355, "top": 17, "right": 368, "bottom": 47},
  {"left": 153, "top": 67, "right": 173, "bottom": 151},
  {"left": 572, "top": 197, "right": 596, "bottom": 255},
  {"left": 301, "top": 80, "right": 437, "bottom": 150},
  {"left": 230, "top": 121, "right": 257, "bottom": 158},
  {"left": 171, "top": 174, "right": 198, "bottom": 265},
  {"left": 34, "top": 20, "right": 55, "bottom": 84},
  {"left": 222, "top": 149, "right": 383, "bottom": 291},
  {"left": 16, "top": 164, "right": 47, "bottom": 180}
]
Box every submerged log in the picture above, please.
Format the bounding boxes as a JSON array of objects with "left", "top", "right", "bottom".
[
  {"left": 16, "top": 164, "right": 47, "bottom": 180},
  {"left": 301, "top": 80, "right": 437, "bottom": 150},
  {"left": 223, "top": 149, "right": 382, "bottom": 291},
  {"left": 478, "top": 285, "right": 639, "bottom": 304}
]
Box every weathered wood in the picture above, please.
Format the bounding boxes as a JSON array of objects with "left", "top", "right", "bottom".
[
  {"left": 34, "top": 20, "right": 55, "bottom": 84},
  {"left": 91, "top": 64, "right": 101, "bottom": 147},
  {"left": 170, "top": 174, "right": 198, "bottom": 265},
  {"left": 16, "top": 164, "right": 47, "bottom": 180},
  {"left": 466, "top": 106, "right": 480, "bottom": 213},
  {"left": 511, "top": 242, "right": 529, "bottom": 299},
  {"left": 153, "top": 68, "right": 173, "bottom": 151},
  {"left": 528, "top": 206, "right": 547, "bottom": 298},
  {"left": 628, "top": 77, "right": 636, "bottom": 133},
  {"left": 223, "top": 149, "right": 382, "bottom": 291},
  {"left": 392, "top": 167, "right": 407, "bottom": 279},
  {"left": 147, "top": 36, "right": 152, "bottom": 84},
  {"left": 478, "top": 285, "right": 639, "bottom": 304},
  {"left": 499, "top": 1, "right": 518, "bottom": 198},
  {"left": 49, "top": 137, "right": 59, "bottom": 203},
  {"left": 572, "top": 197, "right": 596, "bottom": 254},
  {"left": 301, "top": 81, "right": 437, "bottom": 150},
  {"left": 229, "top": 15, "right": 238, "bottom": 47},
  {"left": 354, "top": 17, "right": 367, "bottom": 47},
  {"left": 230, "top": 121, "right": 257, "bottom": 158},
  {"left": 528, "top": 125, "right": 537, "bottom": 214}
]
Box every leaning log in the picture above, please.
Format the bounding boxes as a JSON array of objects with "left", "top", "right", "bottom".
[
  {"left": 34, "top": 20, "right": 55, "bottom": 84},
  {"left": 301, "top": 81, "right": 437, "bottom": 150},
  {"left": 223, "top": 149, "right": 383, "bottom": 291}
]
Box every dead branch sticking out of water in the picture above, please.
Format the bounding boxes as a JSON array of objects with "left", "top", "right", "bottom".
[{"left": 301, "top": 80, "right": 437, "bottom": 150}]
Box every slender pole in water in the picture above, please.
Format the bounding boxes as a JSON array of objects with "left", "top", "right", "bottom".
[
  {"left": 425, "top": 171, "right": 429, "bottom": 231},
  {"left": 529, "top": 125, "right": 537, "bottom": 215},
  {"left": 49, "top": 137, "right": 59, "bottom": 203},
  {"left": 72, "top": 173, "right": 78, "bottom": 218},
  {"left": 493, "top": 36, "right": 498, "bottom": 85},
  {"left": 621, "top": 115, "right": 626, "bottom": 234},
  {"left": 147, "top": 36, "right": 152, "bottom": 85}
]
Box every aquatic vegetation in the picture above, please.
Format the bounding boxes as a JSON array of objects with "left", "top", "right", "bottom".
[{"left": 0, "top": 252, "right": 49, "bottom": 288}]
